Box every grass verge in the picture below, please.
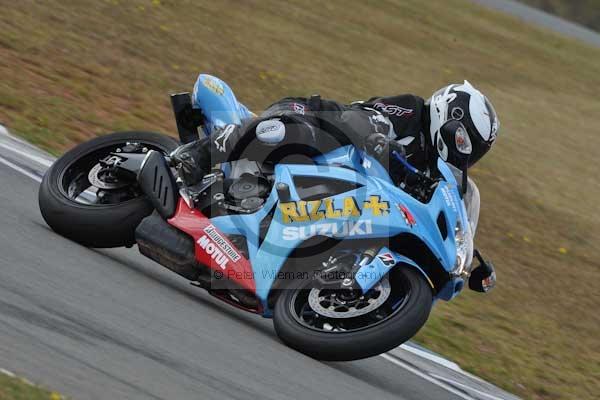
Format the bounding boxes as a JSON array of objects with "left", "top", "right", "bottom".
[{"left": 0, "top": 372, "right": 63, "bottom": 400}]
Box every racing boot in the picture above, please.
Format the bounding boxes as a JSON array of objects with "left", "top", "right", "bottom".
[
  {"left": 170, "top": 124, "right": 240, "bottom": 186},
  {"left": 170, "top": 136, "right": 212, "bottom": 186}
]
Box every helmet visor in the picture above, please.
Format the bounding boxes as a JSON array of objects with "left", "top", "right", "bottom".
[{"left": 484, "top": 97, "right": 499, "bottom": 142}]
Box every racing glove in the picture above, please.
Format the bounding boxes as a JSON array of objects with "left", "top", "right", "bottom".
[{"left": 364, "top": 133, "right": 406, "bottom": 168}]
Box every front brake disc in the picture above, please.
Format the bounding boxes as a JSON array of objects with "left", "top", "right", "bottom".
[{"left": 307, "top": 276, "right": 391, "bottom": 319}]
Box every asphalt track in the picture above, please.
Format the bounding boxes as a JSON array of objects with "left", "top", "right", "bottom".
[
  {"left": 0, "top": 127, "right": 520, "bottom": 400},
  {"left": 470, "top": 0, "right": 600, "bottom": 48}
]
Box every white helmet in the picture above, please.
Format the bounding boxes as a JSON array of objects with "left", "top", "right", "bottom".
[{"left": 428, "top": 81, "right": 499, "bottom": 168}]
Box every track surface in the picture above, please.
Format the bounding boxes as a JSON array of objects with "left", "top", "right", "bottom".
[
  {"left": 0, "top": 127, "right": 518, "bottom": 400},
  {"left": 471, "top": 0, "right": 600, "bottom": 48}
]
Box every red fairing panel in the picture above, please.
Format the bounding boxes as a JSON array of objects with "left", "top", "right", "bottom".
[{"left": 168, "top": 199, "right": 256, "bottom": 293}]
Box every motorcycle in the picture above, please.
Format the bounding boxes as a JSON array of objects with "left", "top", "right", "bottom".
[{"left": 39, "top": 74, "right": 495, "bottom": 361}]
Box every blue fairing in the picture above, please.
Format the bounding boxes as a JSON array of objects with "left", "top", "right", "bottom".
[
  {"left": 192, "top": 74, "right": 254, "bottom": 135},
  {"left": 195, "top": 75, "right": 471, "bottom": 314},
  {"left": 354, "top": 247, "right": 431, "bottom": 292}
]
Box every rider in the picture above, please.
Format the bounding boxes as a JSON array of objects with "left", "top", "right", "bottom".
[{"left": 171, "top": 78, "right": 499, "bottom": 238}]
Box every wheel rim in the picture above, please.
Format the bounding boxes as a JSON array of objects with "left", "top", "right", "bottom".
[
  {"left": 307, "top": 278, "right": 392, "bottom": 318},
  {"left": 289, "top": 269, "right": 413, "bottom": 333},
  {"left": 58, "top": 140, "right": 171, "bottom": 206}
]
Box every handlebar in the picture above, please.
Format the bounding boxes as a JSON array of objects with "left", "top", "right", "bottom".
[{"left": 391, "top": 150, "right": 420, "bottom": 175}]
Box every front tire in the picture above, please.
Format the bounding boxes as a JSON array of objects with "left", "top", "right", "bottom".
[
  {"left": 39, "top": 131, "right": 179, "bottom": 248},
  {"left": 273, "top": 267, "right": 433, "bottom": 361}
]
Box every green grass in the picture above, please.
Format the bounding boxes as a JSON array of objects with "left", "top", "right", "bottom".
[
  {"left": 1, "top": 1, "right": 599, "bottom": 399},
  {"left": 0, "top": 372, "right": 63, "bottom": 400}
]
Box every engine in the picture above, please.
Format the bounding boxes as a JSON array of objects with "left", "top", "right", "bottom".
[
  {"left": 194, "top": 159, "right": 273, "bottom": 215},
  {"left": 226, "top": 175, "right": 271, "bottom": 211}
]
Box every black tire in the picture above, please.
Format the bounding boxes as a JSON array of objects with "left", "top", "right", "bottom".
[
  {"left": 273, "top": 267, "right": 433, "bottom": 361},
  {"left": 39, "top": 131, "right": 180, "bottom": 248}
]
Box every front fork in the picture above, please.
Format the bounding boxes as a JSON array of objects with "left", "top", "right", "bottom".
[{"left": 341, "top": 246, "right": 380, "bottom": 290}]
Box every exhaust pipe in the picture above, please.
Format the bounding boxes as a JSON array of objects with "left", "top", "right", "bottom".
[{"left": 135, "top": 212, "right": 200, "bottom": 281}]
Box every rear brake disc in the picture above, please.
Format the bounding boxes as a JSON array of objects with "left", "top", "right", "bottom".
[{"left": 88, "top": 163, "right": 129, "bottom": 190}]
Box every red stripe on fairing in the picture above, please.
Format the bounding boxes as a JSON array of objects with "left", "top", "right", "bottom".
[
  {"left": 399, "top": 204, "right": 417, "bottom": 227},
  {"left": 167, "top": 199, "right": 256, "bottom": 293}
]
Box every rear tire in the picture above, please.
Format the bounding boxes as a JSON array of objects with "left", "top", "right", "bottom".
[
  {"left": 273, "top": 267, "right": 433, "bottom": 361},
  {"left": 39, "top": 131, "right": 179, "bottom": 248}
]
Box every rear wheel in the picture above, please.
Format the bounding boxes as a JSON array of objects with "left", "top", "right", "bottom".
[
  {"left": 273, "top": 266, "right": 433, "bottom": 361},
  {"left": 39, "top": 131, "right": 179, "bottom": 248}
]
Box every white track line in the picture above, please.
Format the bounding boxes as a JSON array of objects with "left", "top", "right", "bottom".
[
  {"left": 0, "top": 142, "right": 53, "bottom": 167},
  {"left": 0, "top": 124, "right": 48, "bottom": 150},
  {"left": 380, "top": 353, "right": 480, "bottom": 400},
  {"left": 0, "top": 155, "right": 42, "bottom": 182},
  {"left": 0, "top": 368, "right": 16, "bottom": 378},
  {"left": 430, "top": 373, "right": 509, "bottom": 400},
  {"left": 431, "top": 374, "right": 504, "bottom": 400},
  {"left": 383, "top": 346, "right": 511, "bottom": 399},
  {"left": 399, "top": 343, "right": 462, "bottom": 371}
]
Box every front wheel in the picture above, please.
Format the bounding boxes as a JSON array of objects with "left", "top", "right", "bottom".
[
  {"left": 273, "top": 267, "right": 433, "bottom": 361},
  {"left": 39, "top": 131, "right": 180, "bottom": 248}
]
